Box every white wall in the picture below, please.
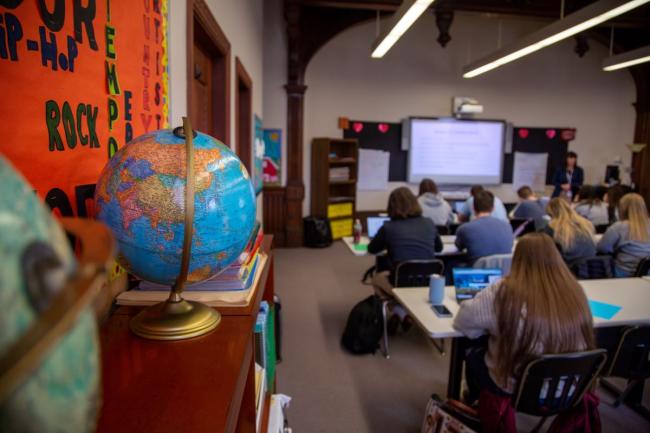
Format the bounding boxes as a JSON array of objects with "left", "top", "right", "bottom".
[
  {"left": 302, "top": 12, "right": 636, "bottom": 213},
  {"left": 169, "top": 0, "right": 265, "bottom": 219}
]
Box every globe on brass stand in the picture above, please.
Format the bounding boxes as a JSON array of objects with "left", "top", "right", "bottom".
[{"left": 129, "top": 117, "right": 221, "bottom": 340}]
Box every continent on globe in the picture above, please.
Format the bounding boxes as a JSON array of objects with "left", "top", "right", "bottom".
[{"left": 95, "top": 129, "right": 257, "bottom": 286}]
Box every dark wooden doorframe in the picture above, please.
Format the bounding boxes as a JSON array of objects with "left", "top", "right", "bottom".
[
  {"left": 187, "top": 0, "right": 230, "bottom": 143},
  {"left": 235, "top": 57, "right": 253, "bottom": 172}
]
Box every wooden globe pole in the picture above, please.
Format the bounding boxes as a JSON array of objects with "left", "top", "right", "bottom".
[{"left": 130, "top": 117, "right": 221, "bottom": 340}]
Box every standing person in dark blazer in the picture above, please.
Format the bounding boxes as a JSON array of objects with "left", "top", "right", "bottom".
[{"left": 552, "top": 151, "right": 584, "bottom": 199}]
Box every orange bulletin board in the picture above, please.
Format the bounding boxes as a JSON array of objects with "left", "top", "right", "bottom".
[{"left": 0, "top": 0, "right": 169, "bottom": 217}]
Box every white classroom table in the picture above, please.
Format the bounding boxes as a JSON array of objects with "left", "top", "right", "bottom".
[
  {"left": 344, "top": 233, "right": 604, "bottom": 258},
  {"left": 342, "top": 235, "right": 461, "bottom": 257},
  {"left": 393, "top": 277, "right": 650, "bottom": 399}
]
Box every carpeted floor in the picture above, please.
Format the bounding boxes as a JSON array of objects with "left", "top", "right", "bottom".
[{"left": 274, "top": 242, "right": 650, "bottom": 433}]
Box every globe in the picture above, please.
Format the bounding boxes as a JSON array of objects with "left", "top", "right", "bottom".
[
  {"left": 0, "top": 157, "right": 99, "bottom": 433},
  {"left": 95, "top": 129, "right": 257, "bottom": 286}
]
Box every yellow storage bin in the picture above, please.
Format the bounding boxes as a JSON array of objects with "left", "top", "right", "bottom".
[
  {"left": 327, "top": 202, "right": 353, "bottom": 219},
  {"left": 330, "top": 218, "right": 353, "bottom": 239}
]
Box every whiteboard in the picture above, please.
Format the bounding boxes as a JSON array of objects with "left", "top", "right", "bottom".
[{"left": 358, "top": 149, "right": 390, "bottom": 191}]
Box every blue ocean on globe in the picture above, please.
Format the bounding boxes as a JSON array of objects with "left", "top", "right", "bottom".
[{"left": 95, "top": 129, "right": 256, "bottom": 286}]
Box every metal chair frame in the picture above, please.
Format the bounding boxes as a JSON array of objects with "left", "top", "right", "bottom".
[
  {"left": 381, "top": 259, "right": 444, "bottom": 359},
  {"left": 512, "top": 349, "right": 608, "bottom": 433}
]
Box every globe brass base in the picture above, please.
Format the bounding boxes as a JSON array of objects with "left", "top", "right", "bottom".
[{"left": 130, "top": 298, "right": 221, "bottom": 340}]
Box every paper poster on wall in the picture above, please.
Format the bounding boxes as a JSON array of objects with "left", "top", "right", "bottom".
[
  {"left": 0, "top": 0, "right": 169, "bottom": 217},
  {"left": 512, "top": 152, "right": 549, "bottom": 192},
  {"left": 358, "top": 149, "right": 390, "bottom": 191},
  {"left": 253, "top": 115, "right": 264, "bottom": 195},
  {"left": 263, "top": 128, "right": 281, "bottom": 186}
]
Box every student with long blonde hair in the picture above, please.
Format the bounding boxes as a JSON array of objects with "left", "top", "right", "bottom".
[
  {"left": 597, "top": 193, "right": 650, "bottom": 276},
  {"left": 542, "top": 198, "right": 596, "bottom": 263},
  {"left": 454, "top": 233, "right": 595, "bottom": 399}
]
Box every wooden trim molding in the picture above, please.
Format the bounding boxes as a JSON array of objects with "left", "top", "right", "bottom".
[
  {"left": 235, "top": 57, "right": 253, "bottom": 172},
  {"left": 187, "top": 0, "right": 231, "bottom": 143}
]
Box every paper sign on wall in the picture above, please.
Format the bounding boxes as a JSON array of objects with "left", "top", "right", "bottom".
[
  {"left": 358, "top": 149, "right": 390, "bottom": 191},
  {"left": 0, "top": 0, "right": 169, "bottom": 217},
  {"left": 512, "top": 152, "right": 548, "bottom": 192}
]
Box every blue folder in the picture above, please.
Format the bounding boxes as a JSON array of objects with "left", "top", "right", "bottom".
[{"left": 588, "top": 299, "right": 622, "bottom": 320}]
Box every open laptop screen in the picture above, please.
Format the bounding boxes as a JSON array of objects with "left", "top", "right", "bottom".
[
  {"left": 453, "top": 268, "right": 502, "bottom": 302},
  {"left": 366, "top": 216, "right": 390, "bottom": 238}
]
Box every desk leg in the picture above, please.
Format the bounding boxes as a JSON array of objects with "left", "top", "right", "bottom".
[
  {"left": 447, "top": 337, "right": 468, "bottom": 400},
  {"left": 601, "top": 378, "right": 650, "bottom": 420}
]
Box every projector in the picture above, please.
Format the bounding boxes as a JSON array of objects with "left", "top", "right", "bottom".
[{"left": 453, "top": 96, "right": 484, "bottom": 116}]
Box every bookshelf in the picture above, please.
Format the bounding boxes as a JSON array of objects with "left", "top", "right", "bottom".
[
  {"left": 311, "top": 138, "right": 359, "bottom": 239},
  {"left": 96, "top": 236, "right": 277, "bottom": 433}
]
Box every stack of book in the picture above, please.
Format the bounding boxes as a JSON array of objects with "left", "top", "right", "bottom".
[
  {"left": 329, "top": 166, "right": 350, "bottom": 181},
  {"left": 117, "top": 224, "right": 267, "bottom": 307},
  {"left": 138, "top": 224, "right": 264, "bottom": 292}
]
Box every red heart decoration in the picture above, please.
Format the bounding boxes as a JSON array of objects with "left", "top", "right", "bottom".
[
  {"left": 352, "top": 122, "right": 364, "bottom": 133},
  {"left": 546, "top": 129, "right": 556, "bottom": 139},
  {"left": 561, "top": 129, "right": 576, "bottom": 141},
  {"left": 378, "top": 123, "right": 389, "bottom": 133},
  {"left": 518, "top": 129, "right": 529, "bottom": 139}
]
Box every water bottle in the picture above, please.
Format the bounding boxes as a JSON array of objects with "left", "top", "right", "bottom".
[{"left": 353, "top": 218, "right": 362, "bottom": 244}]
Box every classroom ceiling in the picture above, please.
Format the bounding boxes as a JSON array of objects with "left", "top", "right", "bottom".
[{"left": 297, "top": 0, "right": 650, "bottom": 52}]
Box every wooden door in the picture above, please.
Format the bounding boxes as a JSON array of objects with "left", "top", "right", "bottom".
[
  {"left": 191, "top": 40, "right": 213, "bottom": 136},
  {"left": 187, "top": 1, "right": 230, "bottom": 144}
]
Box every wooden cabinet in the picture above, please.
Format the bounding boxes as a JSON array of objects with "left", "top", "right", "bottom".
[
  {"left": 310, "top": 138, "right": 359, "bottom": 239},
  {"left": 96, "top": 236, "right": 276, "bottom": 433}
]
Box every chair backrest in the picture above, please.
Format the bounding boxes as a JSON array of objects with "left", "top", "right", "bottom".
[
  {"left": 513, "top": 349, "right": 607, "bottom": 417},
  {"left": 448, "top": 223, "right": 460, "bottom": 235},
  {"left": 634, "top": 257, "right": 650, "bottom": 277},
  {"left": 436, "top": 225, "right": 450, "bottom": 235},
  {"left": 393, "top": 259, "right": 444, "bottom": 288},
  {"left": 602, "top": 326, "right": 650, "bottom": 380},
  {"left": 595, "top": 224, "right": 610, "bottom": 234},
  {"left": 511, "top": 218, "right": 535, "bottom": 237},
  {"left": 569, "top": 255, "right": 614, "bottom": 280},
  {"left": 474, "top": 254, "right": 513, "bottom": 276}
]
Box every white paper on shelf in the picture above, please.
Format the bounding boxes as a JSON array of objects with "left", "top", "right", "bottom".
[
  {"left": 357, "top": 149, "right": 389, "bottom": 191},
  {"left": 512, "top": 152, "right": 548, "bottom": 192}
]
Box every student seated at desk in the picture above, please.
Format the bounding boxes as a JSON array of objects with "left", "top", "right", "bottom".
[
  {"left": 597, "top": 193, "right": 650, "bottom": 277},
  {"left": 453, "top": 233, "right": 595, "bottom": 400},
  {"left": 509, "top": 186, "right": 546, "bottom": 222},
  {"left": 542, "top": 198, "right": 596, "bottom": 264},
  {"left": 573, "top": 185, "right": 609, "bottom": 226},
  {"left": 455, "top": 191, "right": 513, "bottom": 264},
  {"left": 417, "top": 178, "right": 454, "bottom": 226},
  {"left": 369, "top": 187, "right": 443, "bottom": 329},
  {"left": 458, "top": 185, "right": 509, "bottom": 223}
]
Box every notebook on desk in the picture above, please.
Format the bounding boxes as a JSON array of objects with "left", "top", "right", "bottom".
[
  {"left": 366, "top": 216, "right": 390, "bottom": 238},
  {"left": 453, "top": 268, "right": 502, "bottom": 302}
]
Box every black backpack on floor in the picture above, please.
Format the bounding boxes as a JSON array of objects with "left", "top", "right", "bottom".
[{"left": 341, "top": 295, "right": 383, "bottom": 355}]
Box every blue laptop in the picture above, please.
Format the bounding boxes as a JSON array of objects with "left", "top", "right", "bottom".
[{"left": 453, "top": 268, "right": 503, "bottom": 302}]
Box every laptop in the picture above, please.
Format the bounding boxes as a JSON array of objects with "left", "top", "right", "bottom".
[
  {"left": 366, "top": 216, "right": 390, "bottom": 238},
  {"left": 453, "top": 268, "right": 503, "bottom": 302}
]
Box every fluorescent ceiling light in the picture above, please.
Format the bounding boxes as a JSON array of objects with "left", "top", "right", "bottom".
[
  {"left": 603, "top": 44, "right": 650, "bottom": 70},
  {"left": 371, "top": 0, "right": 436, "bottom": 58},
  {"left": 463, "top": 0, "right": 650, "bottom": 78}
]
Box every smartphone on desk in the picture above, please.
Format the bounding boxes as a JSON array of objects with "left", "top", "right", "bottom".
[{"left": 432, "top": 304, "right": 453, "bottom": 318}]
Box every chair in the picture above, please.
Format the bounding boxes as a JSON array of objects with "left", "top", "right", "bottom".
[
  {"left": 600, "top": 326, "right": 650, "bottom": 409},
  {"left": 380, "top": 259, "right": 444, "bottom": 359},
  {"left": 569, "top": 255, "right": 614, "bottom": 280},
  {"left": 474, "top": 254, "right": 513, "bottom": 276},
  {"left": 595, "top": 224, "right": 610, "bottom": 234},
  {"left": 511, "top": 218, "right": 535, "bottom": 237},
  {"left": 511, "top": 349, "right": 607, "bottom": 433},
  {"left": 449, "top": 349, "right": 607, "bottom": 433},
  {"left": 436, "top": 225, "right": 450, "bottom": 235},
  {"left": 634, "top": 257, "right": 650, "bottom": 277}
]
